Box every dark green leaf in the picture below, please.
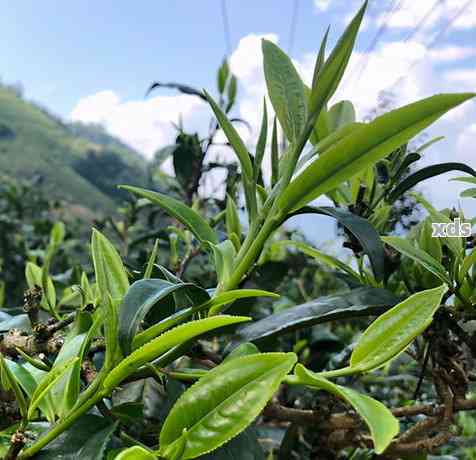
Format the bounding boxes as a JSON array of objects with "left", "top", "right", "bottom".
[
  {"left": 35, "top": 415, "right": 117, "bottom": 460},
  {"left": 388, "top": 163, "right": 476, "bottom": 202},
  {"left": 118, "top": 278, "right": 210, "bottom": 355},
  {"left": 231, "top": 287, "right": 398, "bottom": 346},
  {"left": 289, "top": 206, "right": 385, "bottom": 281}
]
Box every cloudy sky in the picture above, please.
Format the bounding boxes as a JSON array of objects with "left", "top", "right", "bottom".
[{"left": 2, "top": 0, "right": 476, "bottom": 232}]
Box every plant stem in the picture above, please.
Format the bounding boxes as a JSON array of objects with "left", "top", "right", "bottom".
[
  {"left": 222, "top": 214, "right": 280, "bottom": 291},
  {"left": 18, "top": 391, "right": 106, "bottom": 459}
]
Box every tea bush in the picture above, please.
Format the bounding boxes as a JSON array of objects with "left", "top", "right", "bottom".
[{"left": 1, "top": 2, "right": 476, "bottom": 458}]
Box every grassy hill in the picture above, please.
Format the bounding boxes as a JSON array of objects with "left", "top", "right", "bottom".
[{"left": 0, "top": 85, "right": 148, "bottom": 215}]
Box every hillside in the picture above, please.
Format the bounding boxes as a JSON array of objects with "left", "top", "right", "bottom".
[{"left": 0, "top": 85, "right": 148, "bottom": 214}]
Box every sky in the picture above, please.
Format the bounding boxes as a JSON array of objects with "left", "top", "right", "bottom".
[{"left": 2, "top": 0, "right": 476, "bottom": 241}]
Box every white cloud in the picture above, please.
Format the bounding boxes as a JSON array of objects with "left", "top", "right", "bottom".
[
  {"left": 429, "top": 46, "right": 476, "bottom": 61},
  {"left": 444, "top": 68, "right": 476, "bottom": 87},
  {"left": 70, "top": 28, "right": 476, "bottom": 218},
  {"left": 376, "top": 0, "right": 476, "bottom": 31},
  {"left": 71, "top": 91, "right": 208, "bottom": 157},
  {"left": 314, "top": 0, "right": 332, "bottom": 12}
]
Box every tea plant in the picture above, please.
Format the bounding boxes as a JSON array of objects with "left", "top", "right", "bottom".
[{"left": 1, "top": 2, "right": 476, "bottom": 458}]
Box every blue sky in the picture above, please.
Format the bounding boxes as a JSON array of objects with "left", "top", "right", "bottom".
[{"left": 2, "top": 0, "right": 476, "bottom": 237}]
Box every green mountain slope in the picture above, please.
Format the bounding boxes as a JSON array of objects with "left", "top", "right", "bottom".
[{"left": 0, "top": 85, "right": 148, "bottom": 214}]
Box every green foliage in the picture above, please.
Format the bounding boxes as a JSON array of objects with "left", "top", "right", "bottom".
[
  {"left": 0, "top": 3, "right": 475, "bottom": 459},
  {"left": 159, "top": 353, "right": 296, "bottom": 459}
]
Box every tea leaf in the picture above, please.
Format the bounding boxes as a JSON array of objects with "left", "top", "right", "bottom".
[
  {"left": 289, "top": 206, "right": 385, "bottom": 281},
  {"left": 121, "top": 186, "right": 218, "bottom": 245},
  {"left": 388, "top": 162, "right": 476, "bottom": 203},
  {"left": 134, "top": 289, "right": 277, "bottom": 348},
  {"left": 295, "top": 365, "right": 399, "bottom": 454},
  {"left": 116, "top": 446, "right": 156, "bottom": 460},
  {"left": 231, "top": 287, "right": 398, "bottom": 346},
  {"left": 203, "top": 91, "right": 253, "bottom": 179},
  {"left": 278, "top": 93, "right": 475, "bottom": 213},
  {"left": 104, "top": 315, "right": 250, "bottom": 389},
  {"left": 28, "top": 357, "right": 78, "bottom": 420},
  {"left": 382, "top": 237, "right": 451, "bottom": 285},
  {"left": 91, "top": 229, "right": 129, "bottom": 302},
  {"left": 118, "top": 278, "right": 209, "bottom": 355},
  {"left": 254, "top": 99, "right": 268, "bottom": 181},
  {"left": 308, "top": 2, "right": 366, "bottom": 119},
  {"left": 159, "top": 353, "right": 297, "bottom": 459},
  {"left": 262, "top": 40, "right": 307, "bottom": 142},
  {"left": 322, "top": 285, "right": 447, "bottom": 377}
]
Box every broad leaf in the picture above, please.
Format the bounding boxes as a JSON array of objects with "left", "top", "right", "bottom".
[
  {"left": 159, "top": 353, "right": 297, "bottom": 459},
  {"left": 104, "top": 315, "right": 250, "bottom": 389},
  {"left": 278, "top": 93, "right": 475, "bottom": 213},
  {"left": 322, "top": 285, "right": 447, "bottom": 377},
  {"left": 295, "top": 365, "right": 399, "bottom": 454},
  {"left": 91, "top": 229, "right": 129, "bottom": 302},
  {"left": 231, "top": 287, "right": 398, "bottom": 346},
  {"left": 382, "top": 236, "right": 451, "bottom": 284},
  {"left": 118, "top": 278, "right": 209, "bottom": 355},
  {"left": 262, "top": 40, "right": 307, "bottom": 142},
  {"left": 120, "top": 186, "right": 218, "bottom": 245}
]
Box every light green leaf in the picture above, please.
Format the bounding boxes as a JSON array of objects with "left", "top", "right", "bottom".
[
  {"left": 382, "top": 236, "right": 451, "bottom": 284},
  {"left": 103, "top": 315, "right": 250, "bottom": 389},
  {"left": 322, "top": 285, "right": 446, "bottom": 377},
  {"left": 116, "top": 446, "right": 156, "bottom": 460},
  {"left": 134, "top": 289, "right": 277, "bottom": 348},
  {"left": 91, "top": 229, "right": 129, "bottom": 302},
  {"left": 28, "top": 357, "right": 79, "bottom": 420},
  {"left": 295, "top": 365, "right": 399, "bottom": 454},
  {"left": 459, "top": 249, "right": 476, "bottom": 282},
  {"left": 226, "top": 194, "right": 242, "bottom": 246},
  {"left": 207, "top": 289, "right": 279, "bottom": 316},
  {"left": 327, "top": 100, "right": 356, "bottom": 132},
  {"left": 278, "top": 93, "right": 475, "bottom": 213},
  {"left": 0, "top": 354, "right": 28, "bottom": 418},
  {"left": 254, "top": 99, "right": 268, "bottom": 180},
  {"left": 212, "top": 240, "right": 237, "bottom": 286},
  {"left": 308, "top": 2, "right": 366, "bottom": 119},
  {"left": 262, "top": 40, "right": 307, "bottom": 142},
  {"left": 120, "top": 186, "right": 218, "bottom": 245},
  {"left": 144, "top": 239, "right": 160, "bottom": 279},
  {"left": 159, "top": 353, "right": 297, "bottom": 459}
]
